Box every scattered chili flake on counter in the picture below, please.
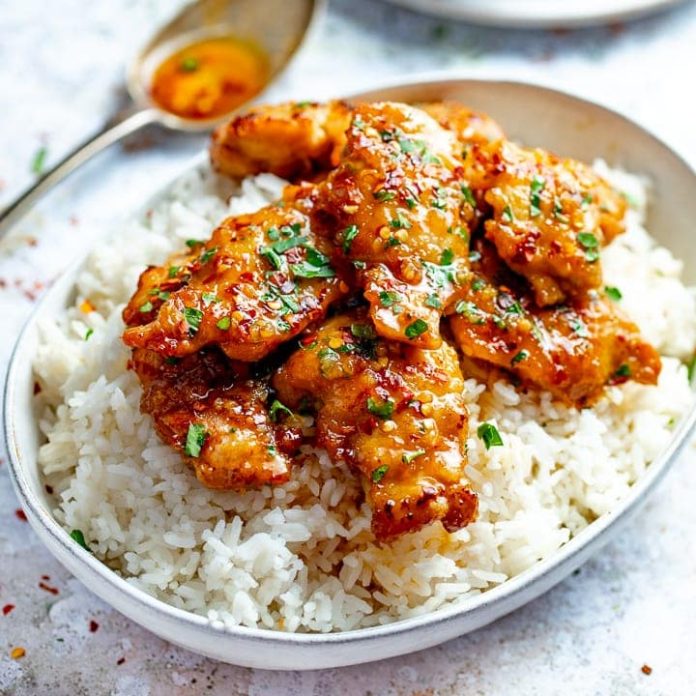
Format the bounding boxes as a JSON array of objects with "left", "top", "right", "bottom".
[
  {"left": 641, "top": 664, "right": 653, "bottom": 676},
  {"left": 2, "top": 604, "right": 15, "bottom": 616},
  {"left": 10, "top": 646, "right": 26, "bottom": 660},
  {"left": 38, "top": 580, "right": 59, "bottom": 595},
  {"left": 15, "top": 509, "right": 27, "bottom": 522},
  {"left": 89, "top": 620, "right": 99, "bottom": 633},
  {"left": 117, "top": 657, "right": 126, "bottom": 665}
]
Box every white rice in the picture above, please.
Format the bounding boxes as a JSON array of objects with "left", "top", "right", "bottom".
[{"left": 34, "top": 163, "right": 696, "bottom": 633}]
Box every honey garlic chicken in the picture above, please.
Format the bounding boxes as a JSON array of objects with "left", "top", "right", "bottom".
[
  {"left": 210, "top": 100, "right": 353, "bottom": 180},
  {"left": 316, "top": 102, "right": 477, "bottom": 349},
  {"left": 273, "top": 313, "right": 477, "bottom": 538},
  {"left": 130, "top": 347, "right": 302, "bottom": 489},
  {"left": 122, "top": 97, "right": 663, "bottom": 542},
  {"left": 123, "top": 195, "right": 346, "bottom": 361},
  {"left": 448, "top": 241, "right": 661, "bottom": 405},
  {"left": 464, "top": 140, "right": 627, "bottom": 307}
]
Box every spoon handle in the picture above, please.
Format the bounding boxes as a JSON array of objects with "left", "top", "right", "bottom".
[{"left": 0, "top": 107, "right": 160, "bottom": 239}]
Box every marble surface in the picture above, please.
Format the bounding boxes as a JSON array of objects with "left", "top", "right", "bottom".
[{"left": 1, "top": 1, "right": 696, "bottom": 693}]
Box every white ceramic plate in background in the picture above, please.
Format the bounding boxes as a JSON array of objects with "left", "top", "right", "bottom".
[
  {"left": 4, "top": 78, "right": 696, "bottom": 670},
  {"left": 380, "top": 0, "right": 689, "bottom": 28}
]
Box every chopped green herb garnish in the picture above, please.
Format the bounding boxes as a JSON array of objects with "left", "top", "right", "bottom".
[
  {"left": 31, "top": 146, "right": 48, "bottom": 175},
  {"left": 342, "top": 225, "right": 359, "bottom": 254},
  {"left": 390, "top": 212, "right": 411, "bottom": 230},
  {"left": 502, "top": 205, "right": 514, "bottom": 223},
  {"left": 367, "top": 397, "right": 394, "bottom": 419},
  {"left": 605, "top": 286, "right": 622, "bottom": 301},
  {"left": 379, "top": 290, "right": 399, "bottom": 307},
  {"left": 183, "top": 306, "right": 203, "bottom": 335},
  {"left": 351, "top": 323, "right": 376, "bottom": 340},
  {"left": 216, "top": 316, "right": 231, "bottom": 330},
  {"left": 269, "top": 399, "right": 293, "bottom": 422},
  {"left": 578, "top": 232, "right": 600, "bottom": 262},
  {"left": 440, "top": 248, "right": 454, "bottom": 266},
  {"left": 149, "top": 288, "right": 171, "bottom": 301},
  {"left": 530, "top": 175, "right": 545, "bottom": 217},
  {"left": 270, "top": 236, "right": 307, "bottom": 254},
  {"left": 402, "top": 449, "right": 426, "bottom": 464},
  {"left": 168, "top": 266, "right": 180, "bottom": 278},
  {"left": 304, "top": 245, "right": 330, "bottom": 267},
  {"left": 352, "top": 260, "right": 367, "bottom": 270},
  {"left": 384, "top": 236, "right": 401, "bottom": 248},
  {"left": 461, "top": 184, "right": 476, "bottom": 208},
  {"left": 511, "top": 349, "right": 529, "bottom": 364},
  {"left": 202, "top": 292, "right": 219, "bottom": 307},
  {"left": 295, "top": 100, "right": 312, "bottom": 108},
  {"left": 200, "top": 247, "right": 218, "bottom": 263},
  {"left": 471, "top": 278, "right": 485, "bottom": 292},
  {"left": 405, "top": 319, "right": 428, "bottom": 339},
  {"left": 261, "top": 246, "right": 284, "bottom": 270},
  {"left": 139, "top": 301, "right": 153, "bottom": 313},
  {"left": 615, "top": 363, "right": 631, "bottom": 378},
  {"left": 454, "top": 300, "right": 485, "bottom": 324},
  {"left": 185, "top": 239, "right": 201, "bottom": 249},
  {"left": 477, "top": 422, "right": 503, "bottom": 449},
  {"left": 581, "top": 193, "right": 593, "bottom": 207},
  {"left": 184, "top": 423, "right": 207, "bottom": 457},
  {"left": 371, "top": 465, "right": 389, "bottom": 483},
  {"left": 70, "top": 529, "right": 91, "bottom": 552},
  {"left": 686, "top": 355, "right": 696, "bottom": 383},
  {"left": 374, "top": 189, "right": 396, "bottom": 202},
  {"left": 84, "top": 328, "right": 93, "bottom": 341},
  {"left": 290, "top": 261, "right": 335, "bottom": 278},
  {"left": 180, "top": 56, "right": 199, "bottom": 72},
  {"left": 570, "top": 318, "right": 588, "bottom": 337}
]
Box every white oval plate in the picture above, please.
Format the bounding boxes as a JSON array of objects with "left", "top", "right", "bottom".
[
  {"left": 5, "top": 78, "right": 696, "bottom": 670},
  {"left": 380, "top": 0, "right": 688, "bottom": 28}
]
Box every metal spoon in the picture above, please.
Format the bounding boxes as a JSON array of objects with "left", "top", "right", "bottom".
[{"left": 0, "top": 0, "right": 323, "bottom": 237}]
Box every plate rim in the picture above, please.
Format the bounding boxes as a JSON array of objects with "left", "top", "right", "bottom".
[
  {"left": 378, "top": 0, "right": 688, "bottom": 28},
  {"left": 4, "top": 75, "right": 696, "bottom": 662}
]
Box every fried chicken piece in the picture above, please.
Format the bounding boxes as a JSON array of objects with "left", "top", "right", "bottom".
[
  {"left": 210, "top": 100, "right": 353, "bottom": 180},
  {"left": 447, "top": 240, "right": 661, "bottom": 406},
  {"left": 273, "top": 312, "right": 477, "bottom": 539},
  {"left": 130, "top": 347, "right": 302, "bottom": 489},
  {"left": 315, "top": 102, "right": 478, "bottom": 349},
  {"left": 419, "top": 101, "right": 505, "bottom": 145},
  {"left": 123, "top": 193, "right": 346, "bottom": 361},
  {"left": 464, "top": 140, "right": 627, "bottom": 306}
]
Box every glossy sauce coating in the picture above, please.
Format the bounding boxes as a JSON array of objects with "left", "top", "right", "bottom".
[
  {"left": 130, "top": 347, "right": 301, "bottom": 489},
  {"left": 273, "top": 312, "right": 477, "bottom": 538},
  {"left": 448, "top": 240, "right": 660, "bottom": 405},
  {"left": 123, "top": 191, "right": 346, "bottom": 361},
  {"left": 150, "top": 37, "right": 269, "bottom": 120}
]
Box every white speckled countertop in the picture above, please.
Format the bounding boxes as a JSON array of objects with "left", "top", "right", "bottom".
[{"left": 1, "top": 1, "right": 696, "bottom": 693}]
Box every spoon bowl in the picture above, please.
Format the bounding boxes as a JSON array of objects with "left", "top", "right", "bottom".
[{"left": 128, "top": 0, "right": 322, "bottom": 131}]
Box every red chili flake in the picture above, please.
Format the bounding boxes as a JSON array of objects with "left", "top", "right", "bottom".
[
  {"left": 89, "top": 620, "right": 99, "bottom": 633},
  {"left": 15, "top": 509, "right": 27, "bottom": 522},
  {"left": 26, "top": 237, "right": 38, "bottom": 247},
  {"left": 641, "top": 664, "right": 653, "bottom": 676},
  {"left": 38, "top": 581, "right": 59, "bottom": 595},
  {"left": 45, "top": 484, "right": 54, "bottom": 495},
  {"left": 0, "top": 279, "right": 6, "bottom": 288},
  {"left": 10, "top": 646, "right": 25, "bottom": 660},
  {"left": 33, "top": 381, "right": 42, "bottom": 395},
  {"left": 41, "top": 574, "right": 50, "bottom": 581},
  {"left": 117, "top": 657, "right": 126, "bottom": 665},
  {"left": 2, "top": 604, "right": 15, "bottom": 616},
  {"left": 300, "top": 333, "right": 317, "bottom": 347}
]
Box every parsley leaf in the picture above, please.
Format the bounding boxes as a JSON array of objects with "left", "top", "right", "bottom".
[
  {"left": 367, "top": 397, "right": 394, "bottom": 419},
  {"left": 371, "top": 465, "right": 389, "bottom": 483},
  {"left": 405, "top": 319, "right": 428, "bottom": 339},
  {"left": 183, "top": 307, "right": 203, "bottom": 335},
  {"left": 184, "top": 423, "right": 207, "bottom": 457},
  {"left": 477, "top": 422, "right": 503, "bottom": 449}
]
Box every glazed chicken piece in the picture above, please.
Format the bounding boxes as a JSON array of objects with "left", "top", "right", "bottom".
[
  {"left": 123, "top": 192, "right": 346, "bottom": 361},
  {"left": 130, "top": 347, "right": 302, "bottom": 489},
  {"left": 464, "top": 140, "right": 627, "bottom": 306},
  {"left": 419, "top": 101, "right": 505, "bottom": 145},
  {"left": 315, "top": 102, "right": 478, "bottom": 349},
  {"left": 447, "top": 240, "right": 661, "bottom": 406},
  {"left": 273, "top": 312, "right": 477, "bottom": 539},
  {"left": 210, "top": 100, "right": 353, "bottom": 180}
]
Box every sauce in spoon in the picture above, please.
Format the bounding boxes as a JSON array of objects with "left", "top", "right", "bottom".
[{"left": 150, "top": 37, "right": 270, "bottom": 120}]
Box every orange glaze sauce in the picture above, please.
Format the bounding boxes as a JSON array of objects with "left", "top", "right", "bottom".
[{"left": 150, "top": 37, "right": 269, "bottom": 120}]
